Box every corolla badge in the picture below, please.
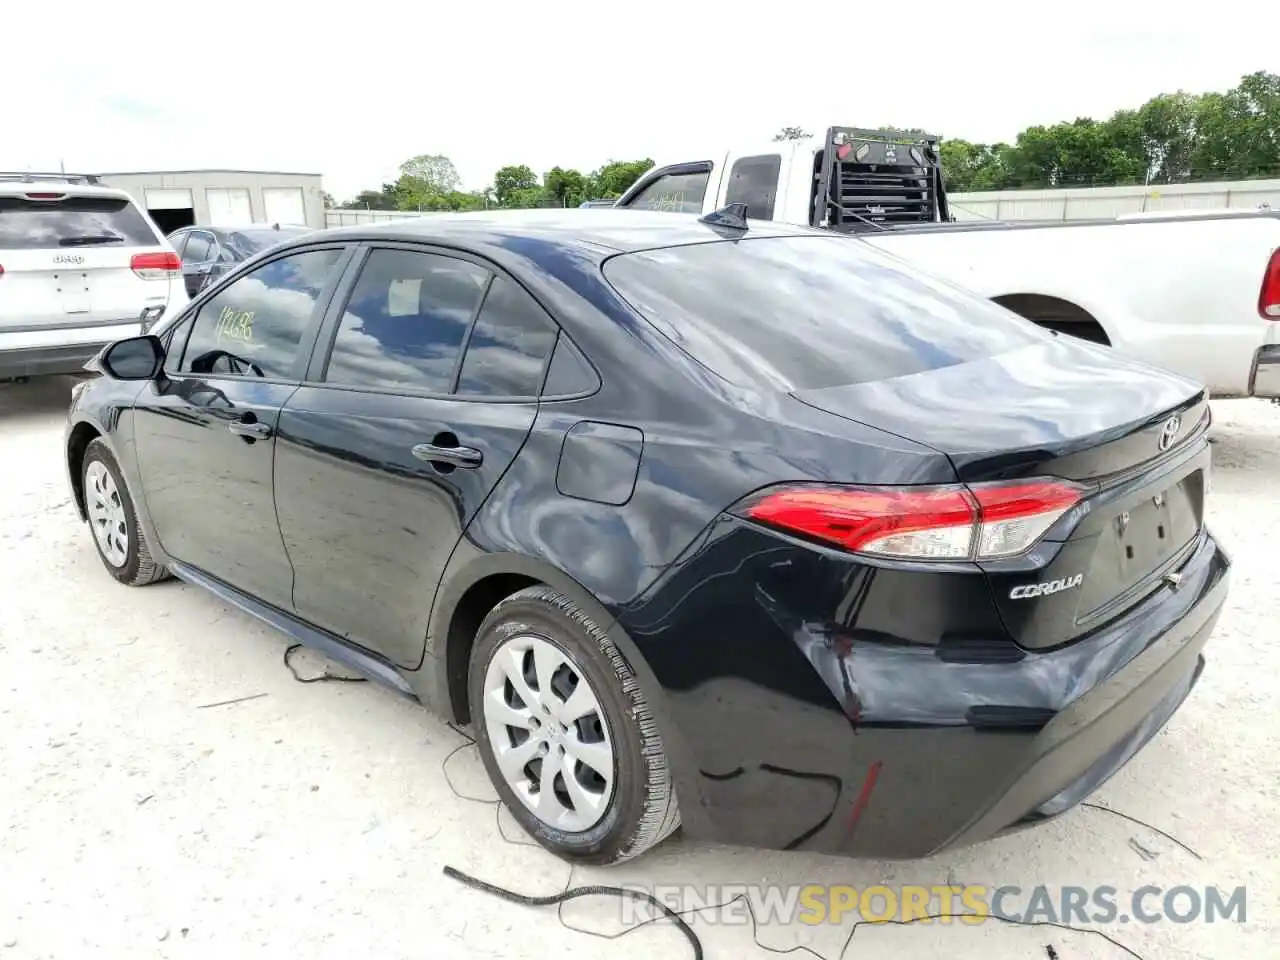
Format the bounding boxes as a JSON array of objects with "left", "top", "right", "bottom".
[
  {"left": 1157, "top": 415, "right": 1182, "bottom": 452},
  {"left": 1009, "top": 574, "right": 1083, "bottom": 600}
]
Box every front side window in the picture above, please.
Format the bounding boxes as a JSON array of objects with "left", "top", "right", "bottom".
[
  {"left": 178, "top": 248, "right": 344, "bottom": 379},
  {"left": 623, "top": 168, "right": 711, "bottom": 214},
  {"left": 724, "top": 154, "right": 781, "bottom": 221},
  {"left": 324, "top": 248, "right": 489, "bottom": 393},
  {"left": 456, "top": 276, "right": 559, "bottom": 397}
]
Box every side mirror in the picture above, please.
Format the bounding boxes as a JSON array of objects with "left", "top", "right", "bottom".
[{"left": 101, "top": 335, "right": 165, "bottom": 380}]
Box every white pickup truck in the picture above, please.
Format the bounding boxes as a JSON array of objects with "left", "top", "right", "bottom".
[
  {"left": 0, "top": 172, "right": 188, "bottom": 382},
  {"left": 613, "top": 127, "right": 1280, "bottom": 400}
]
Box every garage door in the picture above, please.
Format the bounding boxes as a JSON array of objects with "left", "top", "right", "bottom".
[
  {"left": 145, "top": 188, "right": 194, "bottom": 210},
  {"left": 205, "top": 187, "right": 252, "bottom": 226},
  {"left": 263, "top": 187, "right": 307, "bottom": 227}
]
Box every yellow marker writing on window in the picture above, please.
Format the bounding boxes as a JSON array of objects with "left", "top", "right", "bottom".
[{"left": 215, "top": 305, "right": 255, "bottom": 345}]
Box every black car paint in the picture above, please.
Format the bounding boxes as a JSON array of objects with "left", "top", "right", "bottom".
[{"left": 67, "top": 210, "right": 1228, "bottom": 859}]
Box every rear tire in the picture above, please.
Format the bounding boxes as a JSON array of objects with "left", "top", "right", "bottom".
[
  {"left": 82, "top": 438, "right": 170, "bottom": 587},
  {"left": 468, "top": 586, "right": 680, "bottom": 865}
]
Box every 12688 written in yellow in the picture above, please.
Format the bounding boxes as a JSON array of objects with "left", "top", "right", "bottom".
[{"left": 215, "top": 306, "right": 255, "bottom": 345}]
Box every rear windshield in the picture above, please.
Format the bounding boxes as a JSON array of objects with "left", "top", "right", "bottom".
[
  {"left": 602, "top": 235, "right": 1047, "bottom": 390},
  {"left": 0, "top": 195, "right": 159, "bottom": 250},
  {"left": 229, "top": 227, "right": 311, "bottom": 255}
]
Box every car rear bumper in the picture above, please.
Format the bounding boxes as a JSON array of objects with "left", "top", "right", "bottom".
[
  {"left": 0, "top": 320, "right": 144, "bottom": 379},
  {"left": 619, "top": 517, "right": 1230, "bottom": 859},
  {"left": 1248, "top": 343, "right": 1280, "bottom": 398},
  {"left": 0, "top": 342, "right": 109, "bottom": 379}
]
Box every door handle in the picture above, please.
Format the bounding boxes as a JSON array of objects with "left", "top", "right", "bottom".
[
  {"left": 229, "top": 420, "right": 272, "bottom": 440},
  {"left": 412, "top": 442, "right": 482, "bottom": 468}
]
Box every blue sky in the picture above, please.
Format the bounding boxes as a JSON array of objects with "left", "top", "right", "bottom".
[{"left": 5, "top": 2, "right": 1277, "bottom": 201}]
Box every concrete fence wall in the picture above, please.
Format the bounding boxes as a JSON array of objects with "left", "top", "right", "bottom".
[
  {"left": 947, "top": 178, "right": 1280, "bottom": 222},
  {"left": 325, "top": 178, "right": 1280, "bottom": 228}
]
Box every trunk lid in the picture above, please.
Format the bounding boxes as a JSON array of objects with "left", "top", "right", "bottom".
[{"left": 792, "top": 336, "right": 1212, "bottom": 649}]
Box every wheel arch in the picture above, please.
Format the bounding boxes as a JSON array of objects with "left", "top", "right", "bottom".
[
  {"left": 423, "top": 549, "right": 712, "bottom": 835},
  {"left": 66, "top": 419, "right": 105, "bottom": 522},
  {"left": 428, "top": 551, "right": 630, "bottom": 724},
  {"left": 992, "top": 292, "right": 1113, "bottom": 345}
]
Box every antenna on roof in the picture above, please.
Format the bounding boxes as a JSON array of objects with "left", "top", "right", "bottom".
[{"left": 698, "top": 202, "right": 749, "bottom": 231}]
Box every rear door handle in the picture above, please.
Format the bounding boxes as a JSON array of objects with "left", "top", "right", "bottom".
[
  {"left": 412, "top": 443, "right": 483, "bottom": 468},
  {"left": 229, "top": 421, "right": 272, "bottom": 440}
]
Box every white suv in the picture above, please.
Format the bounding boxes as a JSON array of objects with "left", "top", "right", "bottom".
[{"left": 0, "top": 173, "right": 189, "bottom": 381}]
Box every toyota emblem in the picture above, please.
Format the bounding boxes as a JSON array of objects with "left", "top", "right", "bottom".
[{"left": 1157, "top": 415, "right": 1182, "bottom": 452}]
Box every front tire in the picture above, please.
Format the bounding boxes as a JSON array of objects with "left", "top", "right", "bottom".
[
  {"left": 468, "top": 586, "right": 680, "bottom": 865},
  {"left": 82, "top": 438, "right": 169, "bottom": 586}
]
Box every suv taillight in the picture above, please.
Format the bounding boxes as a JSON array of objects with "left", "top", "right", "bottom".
[
  {"left": 733, "top": 479, "right": 1087, "bottom": 561},
  {"left": 1261, "top": 248, "right": 1280, "bottom": 320},
  {"left": 131, "top": 251, "right": 181, "bottom": 280}
]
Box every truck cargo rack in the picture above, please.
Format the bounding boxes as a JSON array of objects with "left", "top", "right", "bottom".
[{"left": 811, "top": 127, "right": 950, "bottom": 232}]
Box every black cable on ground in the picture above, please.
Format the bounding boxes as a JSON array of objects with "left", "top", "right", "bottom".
[
  {"left": 1080, "top": 800, "right": 1204, "bottom": 860},
  {"left": 444, "top": 864, "right": 704, "bottom": 959},
  {"left": 442, "top": 863, "right": 1149, "bottom": 960},
  {"left": 283, "top": 643, "right": 369, "bottom": 684},
  {"left": 286, "top": 659, "right": 1163, "bottom": 959}
]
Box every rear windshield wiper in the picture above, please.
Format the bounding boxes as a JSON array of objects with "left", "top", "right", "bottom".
[{"left": 58, "top": 234, "right": 126, "bottom": 246}]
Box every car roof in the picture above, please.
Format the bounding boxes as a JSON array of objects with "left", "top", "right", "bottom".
[
  {"left": 314, "top": 208, "right": 827, "bottom": 262},
  {"left": 176, "top": 224, "right": 311, "bottom": 234},
  {"left": 0, "top": 180, "right": 136, "bottom": 201}
]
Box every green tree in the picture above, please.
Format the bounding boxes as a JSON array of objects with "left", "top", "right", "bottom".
[
  {"left": 1191, "top": 72, "right": 1280, "bottom": 179},
  {"left": 342, "top": 184, "right": 400, "bottom": 210},
  {"left": 544, "top": 166, "right": 588, "bottom": 206},
  {"left": 588, "top": 159, "right": 654, "bottom": 198},
  {"left": 399, "top": 154, "right": 461, "bottom": 195},
  {"left": 493, "top": 164, "right": 540, "bottom": 207}
]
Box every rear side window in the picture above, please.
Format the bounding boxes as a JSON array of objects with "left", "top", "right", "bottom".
[
  {"left": 456, "top": 277, "right": 558, "bottom": 397},
  {"left": 623, "top": 169, "right": 710, "bottom": 214},
  {"left": 724, "top": 155, "right": 781, "bottom": 220},
  {"left": 603, "top": 236, "right": 1047, "bottom": 391},
  {"left": 324, "top": 249, "right": 488, "bottom": 393},
  {"left": 0, "top": 195, "right": 159, "bottom": 249}
]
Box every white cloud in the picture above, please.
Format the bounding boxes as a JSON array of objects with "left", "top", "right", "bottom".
[{"left": 4, "top": 1, "right": 1276, "bottom": 201}]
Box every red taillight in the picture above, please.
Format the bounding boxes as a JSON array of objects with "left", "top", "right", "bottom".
[
  {"left": 1260, "top": 248, "right": 1280, "bottom": 320},
  {"left": 736, "top": 478, "right": 1087, "bottom": 561},
  {"left": 131, "top": 251, "right": 181, "bottom": 280},
  {"left": 23, "top": 192, "right": 66, "bottom": 201}
]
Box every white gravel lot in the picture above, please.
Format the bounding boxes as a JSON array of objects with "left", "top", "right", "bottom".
[{"left": 1, "top": 375, "right": 1276, "bottom": 960}]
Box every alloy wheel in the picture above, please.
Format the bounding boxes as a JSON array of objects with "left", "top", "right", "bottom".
[
  {"left": 86, "top": 460, "right": 129, "bottom": 568},
  {"left": 482, "top": 633, "right": 616, "bottom": 832}
]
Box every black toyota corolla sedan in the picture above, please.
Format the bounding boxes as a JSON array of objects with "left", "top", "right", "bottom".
[{"left": 64, "top": 208, "right": 1229, "bottom": 865}]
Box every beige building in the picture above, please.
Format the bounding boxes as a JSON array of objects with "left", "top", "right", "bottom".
[{"left": 95, "top": 169, "right": 326, "bottom": 234}]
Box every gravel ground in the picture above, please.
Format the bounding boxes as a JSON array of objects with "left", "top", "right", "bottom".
[{"left": 1, "top": 376, "right": 1276, "bottom": 960}]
